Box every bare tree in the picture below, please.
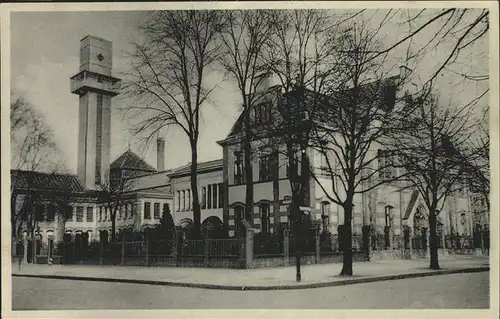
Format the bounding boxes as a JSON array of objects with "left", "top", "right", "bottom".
[
  {"left": 97, "top": 172, "right": 134, "bottom": 242},
  {"left": 389, "top": 90, "right": 476, "bottom": 269},
  {"left": 10, "top": 94, "right": 71, "bottom": 259},
  {"left": 463, "top": 107, "right": 490, "bottom": 213},
  {"left": 218, "top": 10, "right": 274, "bottom": 233},
  {"left": 10, "top": 94, "right": 61, "bottom": 172},
  {"left": 304, "top": 18, "right": 415, "bottom": 275},
  {"left": 259, "top": 9, "right": 344, "bottom": 281},
  {"left": 123, "top": 11, "right": 226, "bottom": 238}
]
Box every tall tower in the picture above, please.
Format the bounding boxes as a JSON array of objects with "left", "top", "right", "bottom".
[{"left": 70, "top": 35, "right": 121, "bottom": 189}]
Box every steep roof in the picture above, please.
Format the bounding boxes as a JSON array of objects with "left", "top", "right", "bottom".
[
  {"left": 11, "top": 170, "right": 87, "bottom": 193},
  {"left": 110, "top": 149, "right": 156, "bottom": 172},
  {"left": 168, "top": 159, "right": 223, "bottom": 178},
  {"left": 128, "top": 170, "right": 172, "bottom": 192},
  {"left": 220, "top": 76, "right": 399, "bottom": 144}
]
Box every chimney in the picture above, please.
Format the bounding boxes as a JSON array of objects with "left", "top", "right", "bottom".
[{"left": 157, "top": 137, "right": 165, "bottom": 171}]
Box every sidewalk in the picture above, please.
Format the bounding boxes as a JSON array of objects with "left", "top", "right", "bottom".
[{"left": 12, "top": 255, "right": 489, "bottom": 290}]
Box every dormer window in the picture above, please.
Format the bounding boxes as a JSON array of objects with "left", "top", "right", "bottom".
[{"left": 254, "top": 102, "right": 271, "bottom": 125}]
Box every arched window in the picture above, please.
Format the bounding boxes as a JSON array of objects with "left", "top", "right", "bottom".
[
  {"left": 460, "top": 212, "right": 467, "bottom": 225},
  {"left": 385, "top": 205, "right": 393, "bottom": 227},
  {"left": 234, "top": 206, "right": 245, "bottom": 232},
  {"left": 260, "top": 204, "right": 270, "bottom": 233},
  {"left": 321, "top": 202, "right": 331, "bottom": 231}
]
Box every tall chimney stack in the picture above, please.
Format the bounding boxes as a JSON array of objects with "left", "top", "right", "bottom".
[{"left": 157, "top": 137, "right": 165, "bottom": 171}]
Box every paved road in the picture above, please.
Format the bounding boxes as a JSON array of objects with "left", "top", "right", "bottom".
[{"left": 12, "top": 272, "right": 489, "bottom": 310}]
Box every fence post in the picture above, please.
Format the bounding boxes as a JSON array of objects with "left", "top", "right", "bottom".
[
  {"left": 315, "top": 227, "right": 320, "bottom": 264},
  {"left": 204, "top": 239, "right": 209, "bottom": 267},
  {"left": 283, "top": 228, "right": 289, "bottom": 267},
  {"left": 173, "top": 231, "right": 179, "bottom": 266},
  {"left": 79, "top": 237, "right": 84, "bottom": 265},
  {"left": 145, "top": 230, "right": 150, "bottom": 267},
  {"left": 99, "top": 239, "right": 104, "bottom": 265},
  {"left": 245, "top": 228, "right": 254, "bottom": 269},
  {"left": 121, "top": 236, "right": 125, "bottom": 266},
  {"left": 23, "top": 237, "right": 28, "bottom": 264},
  {"left": 47, "top": 239, "right": 52, "bottom": 265}
]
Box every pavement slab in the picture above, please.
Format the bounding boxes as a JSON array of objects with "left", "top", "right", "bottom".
[{"left": 11, "top": 255, "right": 489, "bottom": 290}]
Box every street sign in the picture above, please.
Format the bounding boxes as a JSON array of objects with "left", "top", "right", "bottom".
[{"left": 299, "top": 206, "right": 311, "bottom": 212}]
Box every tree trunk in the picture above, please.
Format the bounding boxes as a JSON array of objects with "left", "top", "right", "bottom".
[
  {"left": 340, "top": 202, "right": 353, "bottom": 276},
  {"left": 190, "top": 141, "right": 201, "bottom": 239},
  {"left": 243, "top": 108, "right": 254, "bottom": 225},
  {"left": 428, "top": 207, "right": 440, "bottom": 269}
]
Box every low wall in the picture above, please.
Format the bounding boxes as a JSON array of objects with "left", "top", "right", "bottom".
[{"left": 251, "top": 251, "right": 367, "bottom": 269}]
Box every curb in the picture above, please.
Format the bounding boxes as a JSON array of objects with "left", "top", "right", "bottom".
[{"left": 12, "top": 267, "right": 489, "bottom": 291}]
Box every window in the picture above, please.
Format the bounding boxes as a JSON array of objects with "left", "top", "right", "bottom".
[
  {"left": 208, "top": 184, "right": 212, "bottom": 209},
  {"left": 97, "top": 75, "right": 103, "bottom": 83},
  {"left": 286, "top": 152, "right": 301, "bottom": 178},
  {"left": 154, "top": 203, "right": 160, "bottom": 219},
  {"left": 99, "top": 207, "right": 103, "bottom": 221},
  {"left": 67, "top": 206, "right": 74, "bottom": 221},
  {"left": 254, "top": 103, "right": 272, "bottom": 125},
  {"left": 144, "top": 202, "right": 151, "bottom": 220},
  {"left": 218, "top": 183, "right": 224, "bottom": 208},
  {"left": 130, "top": 204, "right": 134, "bottom": 219},
  {"left": 201, "top": 187, "right": 207, "bottom": 209},
  {"left": 319, "top": 151, "right": 330, "bottom": 176},
  {"left": 176, "top": 191, "right": 180, "bottom": 212},
  {"left": 34, "top": 204, "right": 44, "bottom": 222},
  {"left": 182, "top": 190, "right": 186, "bottom": 211},
  {"left": 378, "top": 150, "right": 395, "bottom": 180},
  {"left": 259, "top": 153, "right": 272, "bottom": 182},
  {"left": 95, "top": 93, "right": 103, "bottom": 185},
  {"left": 260, "top": 204, "right": 270, "bottom": 233},
  {"left": 460, "top": 213, "right": 467, "bottom": 225},
  {"left": 86, "top": 207, "right": 94, "bottom": 222},
  {"left": 163, "top": 203, "right": 170, "bottom": 215},
  {"left": 124, "top": 204, "right": 128, "bottom": 220},
  {"left": 321, "top": 202, "right": 331, "bottom": 231},
  {"left": 235, "top": 206, "right": 244, "bottom": 231},
  {"left": 76, "top": 206, "right": 84, "bottom": 222},
  {"left": 385, "top": 206, "right": 393, "bottom": 227},
  {"left": 186, "top": 190, "right": 191, "bottom": 210},
  {"left": 47, "top": 205, "right": 56, "bottom": 222},
  {"left": 118, "top": 206, "right": 122, "bottom": 220},
  {"left": 234, "top": 151, "right": 244, "bottom": 184},
  {"left": 212, "top": 184, "right": 218, "bottom": 209}
]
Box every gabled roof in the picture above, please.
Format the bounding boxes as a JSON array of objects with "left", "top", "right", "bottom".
[
  {"left": 110, "top": 149, "right": 156, "bottom": 172},
  {"left": 168, "top": 159, "right": 223, "bottom": 178},
  {"left": 11, "top": 169, "right": 87, "bottom": 193},
  {"left": 219, "top": 77, "right": 399, "bottom": 145}
]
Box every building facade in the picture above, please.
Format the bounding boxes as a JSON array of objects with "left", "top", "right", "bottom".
[{"left": 11, "top": 35, "right": 483, "bottom": 255}]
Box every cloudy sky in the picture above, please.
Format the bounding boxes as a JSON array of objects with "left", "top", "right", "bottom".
[{"left": 10, "top": 8, "right": 489, "bottom": 174}]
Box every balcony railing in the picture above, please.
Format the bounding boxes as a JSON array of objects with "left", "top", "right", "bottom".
[{"left": 70, "top": 72, "right": 121, "bottom": 96}]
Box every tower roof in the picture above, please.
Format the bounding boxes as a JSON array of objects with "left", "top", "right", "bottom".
[{"left": 110, "top": 149, "right": 156, "bottom": 172}]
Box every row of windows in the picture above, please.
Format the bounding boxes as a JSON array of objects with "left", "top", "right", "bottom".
[
  {"left": 233, "top": 150, "right": 307, "bottom": 185},
  {"left": 144, "top": 202, "right": 170, "bottom": 220},
  {"left": 176, "top": 184, "right": 224, "bottom": 211},
  {"left": 253, "top": 103, "right": 272, "bottom": 125},
  {"left": 233, "top": 149, "right": 398, "bottom": 185},
  {"left": 233, "top": 204, "right": 272, "bottom": 233}
]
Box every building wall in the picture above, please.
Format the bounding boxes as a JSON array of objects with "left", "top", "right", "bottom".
[{"left": 170, "top": 169, "right": 224, "bottom": 226}]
